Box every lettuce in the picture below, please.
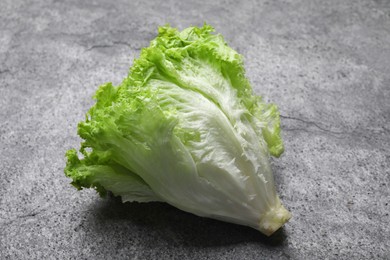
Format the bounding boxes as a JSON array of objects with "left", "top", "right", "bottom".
[{"left": 65, "top": 24, "right": 291, "bottom": 236}]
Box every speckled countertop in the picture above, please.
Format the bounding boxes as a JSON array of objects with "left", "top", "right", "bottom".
[{"left": 1, "top": 0, "right": 389, "bottom": 259}]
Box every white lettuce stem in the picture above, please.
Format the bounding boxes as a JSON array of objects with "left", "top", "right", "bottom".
[{"left": 258, "top": 202, "right": 292, "bottom": 236}]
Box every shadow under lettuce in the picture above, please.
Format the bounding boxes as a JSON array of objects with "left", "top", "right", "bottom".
[{"left": 80, "top": 195, "right": 288, "bottom": 255}]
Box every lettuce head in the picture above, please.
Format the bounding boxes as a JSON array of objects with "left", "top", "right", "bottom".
[{"left": 65, "top": 24, "right": 291, "bottom": 236}]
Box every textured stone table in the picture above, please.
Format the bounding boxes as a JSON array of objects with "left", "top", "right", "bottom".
[{"left": 1, "top": 0, "right": 389, "bottom": 259}]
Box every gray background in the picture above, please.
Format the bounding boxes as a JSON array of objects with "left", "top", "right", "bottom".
[{"left": 1, "top": 0, "right": 389, "bottom": 259}]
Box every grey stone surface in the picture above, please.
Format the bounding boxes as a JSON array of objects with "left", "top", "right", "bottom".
[{"left": 1, "top": 0, "right": 389, "bottom": 259}]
